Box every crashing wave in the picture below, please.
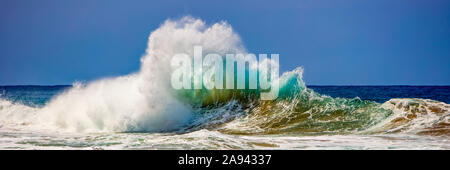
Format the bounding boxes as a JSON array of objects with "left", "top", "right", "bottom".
[
  {"left": 0, "top": 17, "right": 449, "bottom": 137},
  {"left": 371, "top": 98, "right": 450, "bottom": 136}
]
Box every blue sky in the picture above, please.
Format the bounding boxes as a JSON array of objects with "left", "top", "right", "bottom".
[{"left": 1, "top": 0, "right": 449, "bottom": 85}]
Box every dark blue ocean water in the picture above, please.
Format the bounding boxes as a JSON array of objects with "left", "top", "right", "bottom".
[
  {"left": 0, "top": 85, "right": 71, "bottom": 107},
  {"left": 0, "top": 85, "right": 449, "bottom": 106},
  {"left": 309, "top": 85, "right": 450, "bottom": 103}
]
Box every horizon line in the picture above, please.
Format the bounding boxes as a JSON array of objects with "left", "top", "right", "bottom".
[{"left": 1, "top": 84, "right": 450, "bottom": 87}]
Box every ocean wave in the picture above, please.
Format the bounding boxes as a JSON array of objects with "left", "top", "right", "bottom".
[{"left": 0, "top": 17, "right": 448, "bottom": 137}]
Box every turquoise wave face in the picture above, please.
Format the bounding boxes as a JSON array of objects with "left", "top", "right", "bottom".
[{"left": 173, "top": 65, "right": 305, "bottom": 105}]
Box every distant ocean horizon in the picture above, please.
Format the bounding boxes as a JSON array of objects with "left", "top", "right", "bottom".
[{"left": 2, "top": 85, "right": 449, "bottom": 105}]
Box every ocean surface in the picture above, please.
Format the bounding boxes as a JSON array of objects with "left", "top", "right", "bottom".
[
  {"left": 0, "top": 85, "right": 449, "bottom": 150},
  {"left": 2, "top": 85, "right": 450, "bottom": 106}
]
